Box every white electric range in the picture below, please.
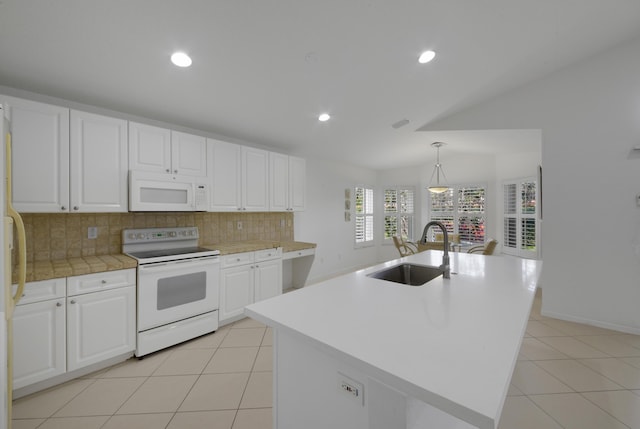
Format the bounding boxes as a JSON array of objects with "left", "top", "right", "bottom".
[{"left": 123, "top": 227, "right": 220, "bottom": 357}]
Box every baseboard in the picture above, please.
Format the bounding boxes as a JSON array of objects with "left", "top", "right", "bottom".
[{"left": 540, "top": 309, "right": 640, "bottom": 335}]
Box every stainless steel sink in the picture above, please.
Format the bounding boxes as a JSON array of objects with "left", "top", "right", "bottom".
[{"left": 367, "top": 263, "right": 444, "bottom": 286}]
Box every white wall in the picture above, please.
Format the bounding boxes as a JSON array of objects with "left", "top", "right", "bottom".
[
  {"left": 294, "top": 157, "right": 378, "bottom": 283},
  {"left": 423, "top": 35, "right": 640, "bottom": 333}
]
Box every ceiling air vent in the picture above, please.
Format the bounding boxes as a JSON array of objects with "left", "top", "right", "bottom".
[{"left": 391, "top": 119, "right": 410, "bottom": 129}]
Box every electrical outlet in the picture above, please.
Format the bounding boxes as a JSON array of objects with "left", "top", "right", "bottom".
[
  {"left": 337, "top": 373, "right": 364, "bottom": 405},
  {"left": 280, "top": 219, "right": 285, "bottom": 227},
  {"left": 87, "top": 226, "right": 98, "bottom": 239},
  {"left": 237, "top": 221, "right": 243, "bottom": 230}
]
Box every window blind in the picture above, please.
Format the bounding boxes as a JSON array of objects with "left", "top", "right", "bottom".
[{"left": 383, "top": 187, "right": 414, "bottom": 240}]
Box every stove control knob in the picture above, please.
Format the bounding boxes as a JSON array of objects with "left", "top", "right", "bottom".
[
  {"left": 169, "top": 231, "right": 177, "bottom": 237},
  {"left": 128, "top": 233, "right": 136, "bottom": 240},
  {"left": 137, "top": 233, "right": 146, "bottom": 239}
]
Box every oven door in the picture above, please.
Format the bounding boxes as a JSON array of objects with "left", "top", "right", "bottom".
[{"left": 137, "top": 256, "right": 219, "bottom": 331}]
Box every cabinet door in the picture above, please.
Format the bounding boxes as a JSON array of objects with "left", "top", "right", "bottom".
[
  {"left": 289, "top": 156, "right": 306, "bottom": 211},
  {"left": 254, "top": 259, "right": 282, "bottom": 302},
  {"left": 129, "top": 122, "right": 171, "bottom": 173},
  {"left": 12, "top": 299, "right": 66, "bottom": 389},
  {"left": 219, "top": 265, "right": 254, "bottom": 322},
  {"left": 171, "top": 131, "right": 207, "bottom": 176},
  {"left": 3, "top": 95, "right": 70, "bottom": 212},
  {"left": 242, "top": 147, "right": 269, "bottom": 211},
  {"left": 70, "top": 110, "right": 128, "bottom": 212},
  {"left": 208, "top": 139, "right": 242, "bottom": 211},
  {"left": 67, "top": 286, "right": 135, "bottom": 371},
  {"left": 269, "top": 152, "right": 289, "bottom": 211}
]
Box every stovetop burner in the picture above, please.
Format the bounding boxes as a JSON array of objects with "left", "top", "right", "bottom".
[
  {"left": 125, "top": 247, "right": 215, "bottom": 260},
  {"left": 122, "top": 227, "right": 220, "bottom": 264}
]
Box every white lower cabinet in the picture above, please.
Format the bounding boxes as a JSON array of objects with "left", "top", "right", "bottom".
[
  {"left": 12, "top": 278, "right": 67, "bottom": 390},
  {"left": 219, "top": 264, "right": 254, "bottom": 322},
  {"left": 254, "top": 259, "right": 282, "bottom": 302},
  {"left": 219, "top": 249, "right": 282, "bottom": 324},
  {"left": 67, "top": 284, "right": 136, "bottom": 372},
  {"left": 12, "top": 269, "right": 136, "bottom": 390}
]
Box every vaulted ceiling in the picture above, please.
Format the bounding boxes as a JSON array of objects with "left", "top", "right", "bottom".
[{"left": 2, "top": 0, "right": 640, "bottom": 169}]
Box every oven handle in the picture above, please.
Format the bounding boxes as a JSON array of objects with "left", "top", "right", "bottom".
[{"left": 138, "top": 256, "right": 220, "bottom": 273}]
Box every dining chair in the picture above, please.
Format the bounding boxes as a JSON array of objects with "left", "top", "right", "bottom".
[
  {"left": 467, "top": 239, "right": 498, "bottom": 255},
  {"left": 392, "top": 236, "right": 418, "bottom": 257}
]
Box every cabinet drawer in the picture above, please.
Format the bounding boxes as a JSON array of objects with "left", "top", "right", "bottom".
[
  {"left": 67, "top": 269, "right": 135, "bottom": 296},
  {"left": 255, "top": 247, "right": 282, "bottom": 262},
  {"left": 13, "top": 278, "right": 66, "bottom": 306},
  {"left": 221, "top": 252, "right": 255, "bottom": 268}
]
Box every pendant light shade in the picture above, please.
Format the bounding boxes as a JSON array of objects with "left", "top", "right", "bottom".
[{"left": 428, "top": 142, "right": 449, "bottom": 193}]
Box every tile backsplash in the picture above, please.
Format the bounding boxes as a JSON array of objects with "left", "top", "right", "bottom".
[{"left": 20, "top": 212, "right": 294, "bottom": 263}]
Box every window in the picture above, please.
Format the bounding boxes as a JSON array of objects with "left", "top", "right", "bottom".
[
  {"left": 427, "top": 185, "right": 485, "bottom": 243},
  {"left": 355, "top": 186, "right": 374, "bottom": 246},
  {"left": 384, "top": 187, "right": 414, "bottom": 240},
  {"left": 503, "top": 179, "right": 538, "bottom": 258}
]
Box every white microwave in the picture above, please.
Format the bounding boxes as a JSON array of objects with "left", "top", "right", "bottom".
[{"left": 129, "top": 171, "right": 208, "bottom": 212}]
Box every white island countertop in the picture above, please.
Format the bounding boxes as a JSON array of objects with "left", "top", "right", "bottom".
[{"left": 245, "top": 251, "right": 542, "bottom": 429}]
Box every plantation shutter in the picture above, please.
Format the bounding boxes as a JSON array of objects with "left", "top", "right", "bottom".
[
  {"left": 355, "top": 186, "right": 374, "bottom": 244},
  {"left": 502, "top": 179, "right": 538, "bottom": 258}
]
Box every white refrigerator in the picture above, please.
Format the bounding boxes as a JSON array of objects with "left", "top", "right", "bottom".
[{"left": 1, "top": 102, "right": 27, "bottom": 429}]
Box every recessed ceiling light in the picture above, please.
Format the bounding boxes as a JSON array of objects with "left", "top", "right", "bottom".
[
  {"left": 171, "top": 52, "right": 192, "bottom": 67},
  {"left": 418, "top": 50, "right": 436, "bottom": 64},
  {"left": 318, "top": 113, "right": 331, "bottom": 122}
]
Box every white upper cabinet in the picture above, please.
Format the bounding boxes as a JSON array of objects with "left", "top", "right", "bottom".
[
  {"left": 70, "top": 110, "right": 128, "bottom": 212},
  {"left": 289, "top": 155, "right": 306, "bottom": 211},
  {"left": 171, "top": 130, "right": 207, "bottom": 176},
  {"left": 269, "top": 152, "right": 289, "bottom": 212},
  {"left": 3, "top": 96, "right": 129, "bottom": 213},
  {"left": 3, "top": 96, "right": 70, "bottom": 212},
  {"left": 128, "top": 122, "right": 171, "bottom": 172},
  {"left": 129, "top": 122, "right": 207, "bottom": 177},
  {"left": 269, "top": 153, "right": 306, "bottom": 211},
  {"left": 242, "top": 147, "right": 269, "bottom": 211},
  {"left": 208, "top": 139, "right": 242, "bottom": 211},
  {"left": 208, "top": 140, "right": 268, "bottom": 211}
]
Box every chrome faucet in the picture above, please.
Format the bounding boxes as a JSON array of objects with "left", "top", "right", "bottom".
[{"left": 420, "top": 221, "right": 450, "bottom": 279}]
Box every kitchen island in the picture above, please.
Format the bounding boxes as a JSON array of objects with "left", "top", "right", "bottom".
[{"left": 245, "top": 250, "right": 542, "bottom": 429}]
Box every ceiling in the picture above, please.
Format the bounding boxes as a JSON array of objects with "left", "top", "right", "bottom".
[{"left": 2, "top": 0, "right": 640, "bottom": 170}]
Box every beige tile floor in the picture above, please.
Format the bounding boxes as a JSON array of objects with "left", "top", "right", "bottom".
[
  {"left": 12, "top": 291, "right": 640, "bottom": 429},
  {"left": 11, "top": 318, "right": 273, "bottom": 429}
]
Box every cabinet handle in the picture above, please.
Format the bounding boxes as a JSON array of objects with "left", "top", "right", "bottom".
[
  {"left": 174, "top": 169, "right": 178, "bottom": 173},
  {"left": 70, "top": 299, "right": 76, "bottom": 304},
  {"left": 61, "top": 206, "right": 66, "bottom": 210},
  {"left": 56, "top": 302, "right": 62, "bottom": 307},
  {"left": 101, "top": 279, "right": 107, "bottom": 284},
  {"left": 73, "top": 206, "right": 79, "bottom": 211}
]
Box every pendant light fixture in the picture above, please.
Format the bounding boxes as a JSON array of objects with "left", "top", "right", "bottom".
[{"left": 428, "top": 142, "right": 449, "bottom": 193}]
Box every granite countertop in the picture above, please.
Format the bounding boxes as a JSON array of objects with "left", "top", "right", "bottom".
[
  {"left": 204, "top": 240, "right": 317, "bottom": 255},
  {"left": 16, "top": 241, "right": 316, "bottom": 283},
  {"left": 15, "top": 254, "right": 138, "bottom": 283}
]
